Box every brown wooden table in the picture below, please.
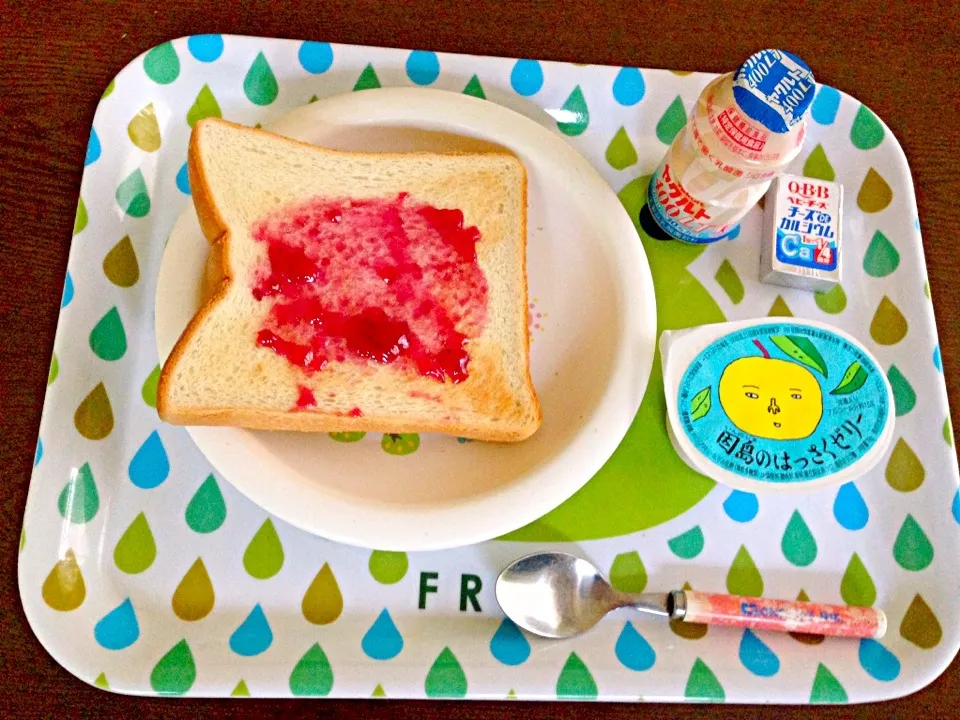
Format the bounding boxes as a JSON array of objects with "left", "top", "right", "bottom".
[{"left": 2, "top": 1, "right": 958, "bottom": 716}]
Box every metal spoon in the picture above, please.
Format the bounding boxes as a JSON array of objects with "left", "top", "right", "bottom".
[{"left": 496, "top": 551, "right": 886, "bottom": 639}]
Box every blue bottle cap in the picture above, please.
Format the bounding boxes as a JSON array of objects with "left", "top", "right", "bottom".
[{"left": 733, "top": 50, "right": 816, "bottom": 133}]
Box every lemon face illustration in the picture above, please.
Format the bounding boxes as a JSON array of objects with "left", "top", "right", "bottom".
[{"left": 718, "top": 357, "right": 823, "bottom": 440}]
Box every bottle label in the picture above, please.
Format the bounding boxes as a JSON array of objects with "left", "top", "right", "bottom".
[
  {"left": 647, "top": 163, "right": 737, "bottom": 244},
  {"left": 676, "top": 322, "right": 890, "bottom": 485}
]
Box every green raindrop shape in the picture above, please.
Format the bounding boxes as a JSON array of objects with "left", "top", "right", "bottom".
[
  {"left": 172, "top": 558, "right": 215, "bottom": 621},
  {"left": 19, "top": 527, "right": 25, "bottom": 552},
  {"left": 231, "top": 680, "right": 250, "bottom": 697},
  {"left": 127, "top": 103, "right": 161, "bottom": 152},
  {"left": 244, "top": 519, "right": 284, "bottom": 579},
  {"left": 354, "top": 63, "right": 381, "bottom": 91},
  {"left": 945, "top": 416, "right": 954, "bottom": 447},
  {"left": 185, "top": 474, "right": 227, "bottom": 533},
  {"left": 609, "top": 551, "right": 647, "bottom": 593},
  {"left": 726, "top": 545, "right": 763, "bottom": 596},
  {"left": 900, "top": 594, "right": 942, "bottom": 649},
  {"left": 656, "top": 96, "right": 687, "bottom": 144},
  {"left": 893, "top": 514, "right": 934, "bottom": 571},
  {"left": 307, "top": 94, "right": 319, "bottom": 103},
  {"left": 556, "top": 652, "right": 597, "bottom": 699},
  {"left": 814, "top": 284, "right": 847, "bottom": 314},
  {"left": 116, "top": 168, "right": 151, "bottom": 218},
  {"left": 244, "top": 52, "right": 279, "bottom": 105},
  {"left": 73, "top": 197, "right": 88, "bottom": 235},
  {"left": 802, "top": 143, "right": 835, "bottom": 182},
  {"left": 840, "top": 553, "right": 876, "bottom": 606},
  {"left": 810, "top": 663, "right": 847, "bottom": 703},
  {"left": 781, "top": 510, "right": 817, "bottom": 567},
  {"left": 887, "top": 366, "right": 916, "bottom": 416},
  {"left": 768, "top": 295, "right": 793, "bottom": 317},
  {"left": 150, "top": 640, "right": 196, "bottom": 696},
  {"left": 48, "top": 354, "right": 59, "bottom": 385},
  {"left": 301, "top": 563, "right": 343, "bottom": 625},
  {"left": 372, "top": 683, "right": 386, "bottom": 697},
  {"left": 885, "top": 438, "right": 925, "bottom": 491},
  {"left": 369, "top": 550, "right": 408, "bottom": 584},
  {"left": 556, "top": 86, "right": 589, "bottom": 136},
  {"left": 74, "top": 383, "right": 113, "bottom": 440},
  {"left": 425, "top": 647, "right": 467, "bottom": 698},
  {"left": 850, "top": 105, "right": 885, "bottom": 150},
  {"left": 462, "top": 75, "right": 485, "bottom": 99},
  {"left": 290, "top": 644, "right": 333, "bottom": 696},
  {"left": 113, "top": 512, "right": 157, "bottom": 574},
  {"left": 42, "top": 549, "right": 85, "bottom": 611},
  {"left": 103, "top": 235, "right": 140, "bottom": 287},
  {"left": 142, "top": 365, "right": 161, "bottom": 408},
  {"left": 89, "top": 307, "right": 127, "bottom": 361},
  {"left": 714, "top": 259, "right": 744, "bottom": 304},
  {"left": 102, "top": 78, "right": 115, "bottom": 99},
  {"left": 863, "top": 230, "right": 900, "bottom": 277},
  {"left": 505, "top": 688, "right": 517, "bottom": 699},
  {"left": 57, "top": 463, "right": 98, "bottom": 523},
  {"left": 670, "top": 582, "right": 708, "bottom": 639},
  {"left": 668, "top": 526, "right": 705, "bottom": 559},
  {"left": 187, "top": 83, "right": 222, "bottom": 128},
  {"left": 857, "top": 168, "right": 893, "bottom": 213},
  {"left": 143, "top": 42, "right": 180, "bottom": 85},
  {"left": 94, "top": 672, "right": 109, "bottom": 689},
  {"left": 605, "top": 126, "right": 637, "bottom": 170},
  {"left": 685, "top": 658, "right": 725, "bottom": 701},
  {"left": 870, "top": 296, "right": 907, "bottom": 345}
]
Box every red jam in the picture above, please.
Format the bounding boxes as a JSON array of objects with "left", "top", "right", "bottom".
[
  {"left": 251, "top": 193, "right": 488, "bottom": 383},
  {"left": 295, "top": 385, "right": 317, "bottom": 409}
]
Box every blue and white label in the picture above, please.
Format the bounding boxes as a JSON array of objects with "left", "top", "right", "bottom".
[
  {"left": 677, "top": 323, "right": 889, "bottom": 484},
  {"left": 733, "top": 50, "right": 815, "bottom": 133}
]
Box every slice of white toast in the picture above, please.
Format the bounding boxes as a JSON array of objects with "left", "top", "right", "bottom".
[{"left": 157, "top": 118, "right": 541, "bottom": 442}]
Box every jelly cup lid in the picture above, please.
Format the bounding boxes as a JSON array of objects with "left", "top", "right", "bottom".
[
  {"left": 661, "top": 318, "right": 894, "bottom": 494},
  {"left": 733, "top": 49, "right": 816, "bottom": 133}
]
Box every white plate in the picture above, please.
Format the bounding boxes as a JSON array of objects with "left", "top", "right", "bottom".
[{"left": 155, "top": 87, "right": 655, "bottom": 550}]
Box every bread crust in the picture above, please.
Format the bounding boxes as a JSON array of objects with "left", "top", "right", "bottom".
[{"left": 158, "top": 119, "right": 541, "bottom": 442}]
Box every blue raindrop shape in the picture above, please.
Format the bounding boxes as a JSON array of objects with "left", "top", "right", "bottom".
[
  {"left": 612, "top": 67, "right": 645, "bottom": 106},
  {"left": 187, "top": 34, "right": 224, "bottom": 63},
  {"left": 615, "top": 621, "right": 656, "bottom": 671},
  {"left": 298, "top": 41, "right": 334, "bottom": 74},
  {"left": 128, "top": 430, "right": 170, "bottom": 489},
  {"left": 229, "top": 604, "right": 273, "bottom": 657},
  {"left": 738, "top": 629, "right": 780, "bottom": 677},
  {"left": 811, "top": 85, "right": 841, "bottom": 125},
  {"left": 510, "top": 59, "right": 544, "bottom": 96},
  {"left": 933, "top": 345, "right": 942, "bottom": 372},
  {"left": 61, "top": 272, "right": 74, "bottom": 308},
  {"left": 914, "top": 217, "right": 920, "bottom": 231},
  {"left": 85, "top": 128, "right": 101, "bottom": 166},
  {"left": 723, "top": 490, "right": 758, "bottom": 523},
  {"left": 176, "top": 161, "right": 191, "bottom": 195},
  {"left": 726, "top": 224, "right": 742, "bottom": 241},
  {"left": 361, "top": 609, "right": 404, "bottom": 660},
  {"left": 94, "top": 598, "right": 141, "bottom": 650},
  {"left": 833, "top": 482, "right": 869, "bottom": 530},
  {"left": 953, "top": 489, "right": 960, "bottom": 525},
  {"left": 489, "top": 617, "right": 530, "bottom": 666},
  {"left": 858, "top": 638, "right": 900, "bottom": 682},
  {"left": 34, "top": 439, "right": 43, "bottom": 467},
  {"left": 405, "top": 50, "right": 440, "bottom": 86}
]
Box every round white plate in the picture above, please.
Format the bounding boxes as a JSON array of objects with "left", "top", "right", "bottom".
[{"left": 156, "top": 87, "right": 656, "bottom": 550}]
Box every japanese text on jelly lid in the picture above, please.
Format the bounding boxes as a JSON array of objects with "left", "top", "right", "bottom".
[
  {"left": 676, "top": 322, "right": 891, "bottom": 486},
  {"left": 733, "top": 49, "right": 815, "bottom": 133}
]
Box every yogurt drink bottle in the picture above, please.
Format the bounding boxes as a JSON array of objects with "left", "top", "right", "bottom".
[{"left": 647, "top": 49, "right": 817, "bottom": 243}]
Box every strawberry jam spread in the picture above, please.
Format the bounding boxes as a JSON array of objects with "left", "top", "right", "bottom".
[{"left": 251, "top": 193, "right": 488, "bottom": 383}]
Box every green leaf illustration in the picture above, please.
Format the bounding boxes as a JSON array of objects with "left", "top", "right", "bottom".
[
  {"left": 690, "top": 387, "right": 711, "bottom": 421},
  {"left": 831, "top": 361, "right": 868, "bottom": 395},
  {"left": 770, "top": 336, "right": 828, "bottom": 377}
]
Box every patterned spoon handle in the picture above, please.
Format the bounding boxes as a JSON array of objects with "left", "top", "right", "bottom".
[{"left": 678, "top": 590, "right": 886, "bottom": 638}]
